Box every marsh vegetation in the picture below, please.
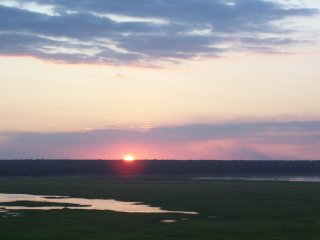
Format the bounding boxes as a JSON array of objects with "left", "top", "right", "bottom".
[{"left": 0, "top": 176, "right": 320, "bottom": 239}]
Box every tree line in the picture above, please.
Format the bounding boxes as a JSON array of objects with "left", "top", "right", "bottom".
[{"left": 0, "top": 160, "right": 320, "bottom": 176}]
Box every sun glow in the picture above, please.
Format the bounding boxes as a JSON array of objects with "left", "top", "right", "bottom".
[{"left": 123, "top": 154, "right": 135, "bottom": 162}]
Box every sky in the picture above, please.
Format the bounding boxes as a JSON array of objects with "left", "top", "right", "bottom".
[{"left": 0, "top": 0, "right": 320, "bottom": 160}]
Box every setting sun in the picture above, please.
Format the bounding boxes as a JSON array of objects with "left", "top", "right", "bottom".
[{"left": 123, "top": 154, "right": 135, "bottom": 162}]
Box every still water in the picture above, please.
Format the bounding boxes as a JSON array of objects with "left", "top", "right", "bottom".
[
  {"left": 0, "top": 193, "right": 197, "bottom": 214},
  {"left": 193, "top": 176, "right": 320, "bottom": 182}
]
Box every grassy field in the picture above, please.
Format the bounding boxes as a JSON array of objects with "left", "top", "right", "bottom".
[{"left": 0, "top": 176, "right": 320, "bottom": 240}]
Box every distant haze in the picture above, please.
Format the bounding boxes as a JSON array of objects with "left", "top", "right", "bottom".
[{"left": 1, "top": 122, "right": 320, "bottom": 160}]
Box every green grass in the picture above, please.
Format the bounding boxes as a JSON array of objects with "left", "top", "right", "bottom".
[{"left": 0, "top": 176, "right": 320, "bottom": 239}]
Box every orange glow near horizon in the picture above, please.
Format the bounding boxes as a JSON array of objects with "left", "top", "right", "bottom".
[{"left": 123, "top": 154, "right": 135, "bottom": 162}]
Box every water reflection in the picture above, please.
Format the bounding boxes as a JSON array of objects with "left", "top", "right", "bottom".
[
  {"left": 193, "top": 176, "right": 320, "bottom": 182},
  {"left": 0, "top": 193, "right": 197, "bottom": 214},
  {"left": 161, "top": 219, "right": 176, "bottom": 223}
]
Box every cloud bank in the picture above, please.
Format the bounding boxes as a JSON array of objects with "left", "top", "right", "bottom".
[
  {"left": 0, "top": 0, "right": 318, "bottom": 65},
  {"left": 1, "top": 121, "right": 320, "bottom": 160}
]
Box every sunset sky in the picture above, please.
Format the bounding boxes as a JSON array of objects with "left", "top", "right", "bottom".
[{"left": 1, "top": 0, "right": 320, "bottom": 160}]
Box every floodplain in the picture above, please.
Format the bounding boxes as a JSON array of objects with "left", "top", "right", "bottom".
[{"left": 1, "top": 175, "right": 320, "bottom": 239}]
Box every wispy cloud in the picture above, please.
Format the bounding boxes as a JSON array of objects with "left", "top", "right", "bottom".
[
  {"left": 1, "top": 121, "right": 320, "bottom": 160},
  {"left": 0, "top": 0, "right": 317, "bottom": 65}
]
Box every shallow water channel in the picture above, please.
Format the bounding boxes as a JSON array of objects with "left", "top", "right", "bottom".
[
  {"left": 0, "top": 193, "right": 197, "bottom": 214},
  {"left": 193, "top": 176, "right": 320, "bottom": 182}
]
